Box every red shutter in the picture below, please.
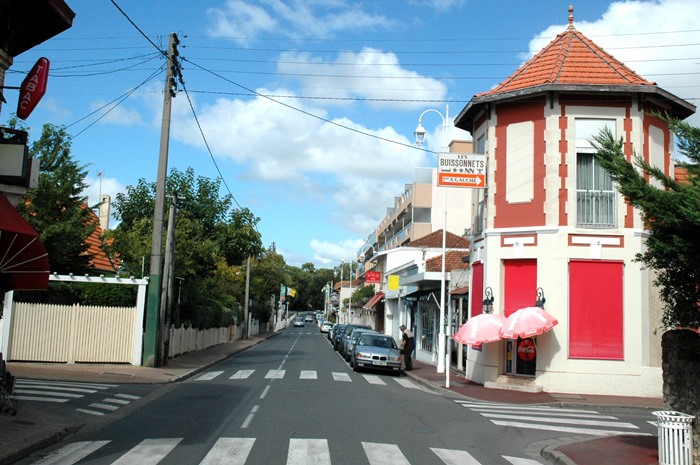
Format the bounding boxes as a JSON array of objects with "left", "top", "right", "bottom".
[
  {"left": 471, "top": 262, "right": 484, "bottom": 317},
  {"left": 504, "top": 259, "right": 537, "bottom": 316},
  {"left": 569, "top": 260, "right": 624, "bottom": 360}
]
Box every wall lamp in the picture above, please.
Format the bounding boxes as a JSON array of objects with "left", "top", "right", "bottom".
[
  {"left": 483, "top": 287, "right": 495, "bottom": 314},
  {"left": 535, "top": 287, "right": 546, "bottom": 308}
]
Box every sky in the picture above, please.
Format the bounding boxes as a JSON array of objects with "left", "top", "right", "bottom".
[{"left": 4, "top": 0, "right": 700, "bottom": 269}]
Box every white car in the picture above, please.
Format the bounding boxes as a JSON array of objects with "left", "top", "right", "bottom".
[
  {"left": 320, "top": 322, "right": 333, "bottom": 333},
  {"left": 293, "top": 317, "right": 304, "bottom": 327}
]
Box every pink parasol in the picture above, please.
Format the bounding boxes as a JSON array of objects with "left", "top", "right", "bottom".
[
  {"left": 500, "top": 306, "right": 558, "bottom": 339},
  {"left": 452, "top": 313, "right": 507, "bottom": 346}
]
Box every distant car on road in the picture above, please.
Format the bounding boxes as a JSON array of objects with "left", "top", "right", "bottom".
[
  {"left": 293, "top": 316, "right": 304, "bottom": 327},
  {"left": 350, "top": 333, "right": 402, "bottom": 374},
  {"left": 320, "top": 322, "right": 333, "bottom": 333},
  {"left": 304, "top": 314, "right": 314, "bottom": 323}
]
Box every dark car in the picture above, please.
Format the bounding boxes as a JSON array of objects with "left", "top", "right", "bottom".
[
  {"left": 350, "top": 333, "right": 402, "bottom": 374},
  {"left": 339, "top": 324, "right": 373, "bottom": 359},
  {"left": 332, "top": 324, "right": 347, "bottom": 351}
]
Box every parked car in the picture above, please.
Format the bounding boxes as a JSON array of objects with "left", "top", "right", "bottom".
[
  {"left": 350, "top": 333, "right": 402, "bottom": 374},
  {"left": 343, "top": 328, "right": 376, "bottom": 361},
  {"left": 293, "top": 316, "right": 304, "bottom": 327},
  {"left": 339, "top": 324, "right": 373, "bottom": 358},
  {"left": 332, "top": 324, "right": 348, "bottom": 350},
  {"left": 320, "top": 322, "right": 333, "bottom": 333}
]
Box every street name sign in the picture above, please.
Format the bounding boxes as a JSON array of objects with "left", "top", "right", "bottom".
[{"left": 437, "top": 153, "right": 486, "bottom": 188}]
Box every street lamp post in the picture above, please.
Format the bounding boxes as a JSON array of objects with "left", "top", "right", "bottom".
[{"left": 415, "top": 104, "right": 449, "bottom": 376}]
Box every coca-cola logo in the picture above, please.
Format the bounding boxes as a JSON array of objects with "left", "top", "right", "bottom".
[{"left": 517, "top": 339, "right": 536, "bottom": 361}]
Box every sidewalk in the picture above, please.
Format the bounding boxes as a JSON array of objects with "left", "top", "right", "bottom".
[{"left": 0, "top": 331, "right": 663, "bottom": 465}]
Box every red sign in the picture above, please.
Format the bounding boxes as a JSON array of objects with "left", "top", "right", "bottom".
[
  {"left": 365, "top": 270, "right": 381, "bottom": 284},
  {"left": 17, "top": 57, "right": 50, "bottom": 120},
  {"left": 517, "top": 339, "right": 537, "bottom": 361}
]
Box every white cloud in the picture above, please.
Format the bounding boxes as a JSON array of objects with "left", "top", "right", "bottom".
[
  {"left": 528, "top": 0, "right": 700, "bottom": 126},
  {"left": 206, "top": 0, "right": 395, "bottom": 43},
  {"left": 277, "top": 48, "right": 448, "bottom": 110},
  {"left": 310, "top": 237, "right": 364, "bottom": 265}
]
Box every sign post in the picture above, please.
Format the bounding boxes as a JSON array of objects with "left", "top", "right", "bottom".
[{"left": 437, "top": 153, "right": 486, "bottom": 188}]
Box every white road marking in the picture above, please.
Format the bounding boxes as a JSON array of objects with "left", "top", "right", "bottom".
[
  {"left": 362, "top": 375, "right": 386, "bottom": 385},
  {"left": 111, "top": 438, "right": 182, "bottom": 464},
  {"left": 230, "top": 369, "right": 255, "bottom": 379},
  {"left": 332, "top": 372, "right": 352, "bottom": 382},
  {"left": 31, "top": 440, "right": 110, "bottom": 465},
  {"left": 362, "top": 442, "right": 410, "bottom": 465},
  {"left": 200, "top": 437, "right": 256, "bottom": 465},
  {"left": 300, "top": 370, "right": 317, "bottom": 379},
  {"left": 196, "top": 371, "right": 223, "bottom": 381},
  {"left": 431, "top": 447, "right": 481, "bottom": 465},
  {"left": 287, "top": 438, "right": 331, "bottom": 465},
  {"left": 265, "top": 370, "right": 285, "bottom": 379}
]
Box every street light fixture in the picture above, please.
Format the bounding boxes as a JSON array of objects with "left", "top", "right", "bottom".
[{"left": 414, "top": 104, "right": 449, "bottom": 375}]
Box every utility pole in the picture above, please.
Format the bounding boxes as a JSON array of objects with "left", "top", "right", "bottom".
[
  {"left": 143, "top": 33, "right": 179, "bottom": 367},
  {"left": 159, "top": 194, "right": 177, "bottom": 365},
  {"left": 244, "top": 256, "right": 251, "bottom": 339}
]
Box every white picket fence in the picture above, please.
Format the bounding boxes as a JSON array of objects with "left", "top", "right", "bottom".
[{"left": 1, "top": 297, "right": 271, "bottom": 365}]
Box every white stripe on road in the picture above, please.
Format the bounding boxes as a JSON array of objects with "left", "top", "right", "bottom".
[
  {"left": 13, "top": 389, "right": 83, "bottom": 398},
  {"left": 300, "top": 370, "right": 317, "bottom": 379},
  {"left": 88, "top": 402, "right": 120, "bottom": 411},
  {"left": 394, "top": 378, "right": 435, "bottom": 393},
  {"left": 75, "top": 408, "right": 105, "bottom": 416},
  {"left": 196, "top": 371, "right": 223, "bottom": 381},
  {"left": 112, "top": 438, "right": 182, "bottom": 464},
  {"left": 332, "top": 372, "right": 352, "bottom": 382},
  {"left": 14, "top": 385, "right": 97, "bottom": 394},
  {"left": 362, "top": 442, "right": 410, "bottom": 465},
  {"left": 102, "top": 397, "right": 131, "bottom": 405},
  {"left": 115, "top": 393, "right": 141, "bottom": 400},
  {"left": 471, "top": 407, "right": 618, "bottom": 419},
  {"left": 430, "top": 447, "right": 481, "bottom": 465},
  {"left": 362, "top": 375, "right": 386, "bottom": 385},
  {"left": 12, "top": 395, "right": 70, "bottom": 403},
  {"left": 482, "top": 413, "right": 638, "bottom": 429},
  {"left": 265, "top": 370, "right": 285, "bottom": 379},
  {"left": 504, "top": 456, "right": 547, "bottom": 465},
  {"left": 17, "top": 380, "right": 115, "bottom": 389},
  {"left": 491, "top": 420, "right": 650, "bottom": 437},
  {"left": 200, "top": 437, "right": 255, "bottom": 465},
  {"left": 31, "top": 440, "right": 110, "bottom": 465},
  {"left": 230, "top": 370, "right": 255, "bottom": 379},
  {"left": 287, "top": 439, "right": 331, "bottom": 465}
]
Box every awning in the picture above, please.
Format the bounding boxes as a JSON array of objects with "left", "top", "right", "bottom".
[
  {"left": 404, "top": 288, "right": 438, "bottom": 302},
  {"left": 450, "top": 286, "right": 469, "bottom": 296},
  {"left": 362, "top": 292, "right": 385, "bottom": 310},
  {"left": 0, "top": 193, "right": 50, "bottom": 292}
]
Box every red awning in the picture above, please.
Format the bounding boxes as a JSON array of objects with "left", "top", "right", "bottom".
[
  {"left": 0, "top": 193, "right": 49, "bottom": 292},
  {"left": 450, "top": 286, "right": 469, "bottom": 296},
  {"left": 362, "top": 292, "right": 385, "bottom": 310}
]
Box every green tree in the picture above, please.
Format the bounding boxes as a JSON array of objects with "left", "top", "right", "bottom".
[
  {"left": 110, "top": 167, "right": 264, "bottom": 327},
  {"left": 17, "top": 124, "right": 94, "bottom": 274},
  {"left": 592, "top": 118, "right": 700, "bottom": 328}
]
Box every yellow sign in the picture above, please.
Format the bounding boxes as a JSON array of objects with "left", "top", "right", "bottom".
[{"left": 388, "top": 275, "right": 400, "bottom": 291}]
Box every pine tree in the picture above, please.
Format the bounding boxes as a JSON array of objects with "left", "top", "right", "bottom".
[{"left": 592, "top": 117, "right": 700, "bottom": 328}]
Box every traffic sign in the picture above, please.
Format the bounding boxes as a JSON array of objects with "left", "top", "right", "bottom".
[
  {"left": 437, "top": 153, "right": 486, "bottom": 189},
  {"left": 17, "top": 57, "right": 50, "bottom": 120}
]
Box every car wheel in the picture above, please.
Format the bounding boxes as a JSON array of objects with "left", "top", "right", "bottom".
[{"left": 352, "top": 360, "right": 360, "bottom": 372}]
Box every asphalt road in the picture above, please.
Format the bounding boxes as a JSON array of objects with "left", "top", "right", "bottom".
[{"left": 14, "top": 323, "right": 658, "bottom": 464}]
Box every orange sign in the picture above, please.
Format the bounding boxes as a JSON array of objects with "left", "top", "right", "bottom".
[{"left": 437, "top": 153, "right": 487, "bottom": 189}]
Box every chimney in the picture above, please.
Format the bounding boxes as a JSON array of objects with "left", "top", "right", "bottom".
[{"left": 99, "top": 194, "right": 111, "bottom": 230}]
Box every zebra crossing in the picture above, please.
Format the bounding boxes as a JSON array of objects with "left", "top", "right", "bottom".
[
  {"left": 455, "top": 400, "right": 649, "bottom": 436},
  {"left": 31, "top": 437, "right": 543, "bottom": 465},
  {"left": 12, "top": 379, "right": 141, "bottom": 416},
  {"left": 193, "top": 369, "right": 434, "bottom": 392}
]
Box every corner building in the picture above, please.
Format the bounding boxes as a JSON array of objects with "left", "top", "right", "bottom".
[{"left": 454, "top": 8, "right": 695, "bottom": 396}]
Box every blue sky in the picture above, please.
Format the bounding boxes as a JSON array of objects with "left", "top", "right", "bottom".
[{"left": 4, "top": 0, "right": 699, "bottom": 268}]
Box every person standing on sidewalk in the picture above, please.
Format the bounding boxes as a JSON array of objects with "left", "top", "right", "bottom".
[{"left": 400, "top": 325, "right": 415, "bottom": 371}]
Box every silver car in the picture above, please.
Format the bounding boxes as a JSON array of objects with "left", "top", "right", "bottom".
[{"left": 350, "top": 333, "right": 402, "bottom": 374}]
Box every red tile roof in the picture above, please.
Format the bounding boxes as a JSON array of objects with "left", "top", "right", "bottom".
[
  {"left": 425, "top": 250, "right": 470, "bottom": 273},
  {"left": 478, "top": 7, "right": 653, "bottom": 98},
  {"left": 410, "top": 229, "right": 469, "bottom": 249},
  {"left": 83, "top": 205, "right": 119, "bottom": 273}
]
